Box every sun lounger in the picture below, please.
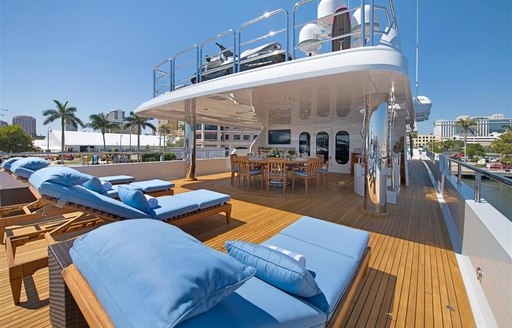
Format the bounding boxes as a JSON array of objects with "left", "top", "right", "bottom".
[
  {"left": 48, "top": 217, "right": 370, "bottom": 327},
  {"left": 99, "top": 175, "right": 135, "bottom": 184},
  {"left": 5, "top": 166, "right": 231, "bottom": 304},
  {"left": 103, "top": 179, "right": 175, "bottom": 198}
]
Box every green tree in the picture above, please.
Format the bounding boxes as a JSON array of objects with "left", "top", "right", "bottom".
[
  {"left": 42, "top": 100, "right": 84, "bottom": 152},
  {"left": 491, "top": 131, "right": 512, "bottom": 157},
  {"left": 466, "top": 143, "right": 485, "bottom": 158},
  {"left": 456, "top": 118, "right": 477, "bottom": 162},
  {"left": 158, "top": 122, "right": 171, "bottom": 155},
  {"left": 123, "top": 112, "right": 156, "bottom": 161},
  {"left": 86, "top": 113, "right": 119, "bottom": 151},
  {"left": 0, "top": 125, "right": 36, "bottom": 152}
]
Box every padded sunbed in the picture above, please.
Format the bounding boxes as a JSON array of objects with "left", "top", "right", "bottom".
[
  {"left": 48, "top": 217, "right": 370, "bottom": 327},
  {"left": 99, "top": 175, "right": 135, "bottom": 184},
  {"left": 104, "top": 179, "right": 175, "bottom": 198}
]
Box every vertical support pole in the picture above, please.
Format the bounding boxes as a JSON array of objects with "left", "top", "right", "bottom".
[
  {"left": 457, "top": 163, "right": 462, "bottom": 184},
  {"left": 360, "top": 0, "right": 366, "bottom": 46},
  {"left": 369, "top": 0, "right": 375, "bottom": 46},
  {"left": 152, "top": 68, "right": 156, "bottom": 97},
  {"left": 474, "top": 172, "right": 481, "bottom": 202},
  {"left": 285, "top": 10, "right": 289, "bottom": 61},
  {"left": 184, "top": 99, "right": 197, "bottom": 180},
  {"left": 364, "top": 101, "right": 388, "bottom": 213}
]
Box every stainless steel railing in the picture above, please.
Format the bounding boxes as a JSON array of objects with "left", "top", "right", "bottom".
[
  {"left": 152, "top": 0, "right": 397, "bottom": 97},
  {"left": 439, "top": 154, "right": 512, "bottom": 203}
]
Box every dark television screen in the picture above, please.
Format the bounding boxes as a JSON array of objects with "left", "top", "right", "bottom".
[{"left": 268, "top": 129, "right": 291, "bottom": 145}]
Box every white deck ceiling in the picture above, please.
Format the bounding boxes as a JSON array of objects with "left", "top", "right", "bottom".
[{"left": 136, "top": 46, "right": 414, "bottom": 129}]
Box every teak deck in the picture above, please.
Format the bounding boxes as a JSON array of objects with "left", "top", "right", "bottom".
[{"left": 0, "top": 160, "right": 475, "bottom": 327}]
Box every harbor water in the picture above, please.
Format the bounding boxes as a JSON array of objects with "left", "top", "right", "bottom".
[{"left": 462, "top": 177, "right": 512, "bottom": 220}]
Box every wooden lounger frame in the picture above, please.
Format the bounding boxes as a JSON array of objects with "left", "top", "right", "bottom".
[
  {"left": 59, "top": 246, "right": 370, "bottom": 327},
  {"left": 5, "top": 186, "right": 231, "bottom": 304}
]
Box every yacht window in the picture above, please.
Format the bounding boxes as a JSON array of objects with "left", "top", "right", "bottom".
[
  {"left": 243, "top": 135, "right": 250, "bottom": 141},
  {"left": 234, "top": 135, "right": 241, "bottom": 140},
  {"left": 316, "top": 132, "right": 329, "bottom": 160},
  {"left": 299, "top": 132, "right": 311, "bottom": 156},
  {"left": 225, "top": 135, "right": 230, "bottom": 140},
  {"left": 335, "top": 131, "right": 350, "bottom": 164}
]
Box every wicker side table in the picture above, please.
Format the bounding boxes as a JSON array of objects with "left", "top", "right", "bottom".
[{"left": 48, "top": 240, "right": 88, "bottom": 328}]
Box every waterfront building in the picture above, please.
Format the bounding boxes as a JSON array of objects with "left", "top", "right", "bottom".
[
  {"left": 0, "top": 120, "right": 7, "bottom": 128},
  {"left": 413, "top": 134, "right": 439, "bottom": 148},
  {"left": 12, "top": 115, "right": 36, "bottom": 137},
  {"left": 434, "top": 113, "right": 511, "bottom": 144}
]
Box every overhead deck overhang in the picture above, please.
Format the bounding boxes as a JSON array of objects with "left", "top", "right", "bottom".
[{"left": 136, "top": 46, "right": 414, "bottom": 128}]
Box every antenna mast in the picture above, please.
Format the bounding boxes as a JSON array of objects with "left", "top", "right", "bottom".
[{"left": 415, "top": 0, "right": 419, "bottom": 97}]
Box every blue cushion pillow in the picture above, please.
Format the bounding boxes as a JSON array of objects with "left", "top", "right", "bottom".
[
  {"left": 28, "top": 166, "right": 91, "bottom": 187},
  {"left": 70, "top": 220, "right": 255, "bottom": 327},
  {"left": 117, "top": 186, "right": 150, "bottom": 213},
  {"left": 1, "top": 157, "right": 22, "bottom": 170},
  {"left": 10, "top": 157, "right": 49, "bottom": 172},
  {"left": 225, "top": 240, "right": 321, "bottom": 297},
  {"left": 82, "top": 177, "right": 105, "bottom": 194}
]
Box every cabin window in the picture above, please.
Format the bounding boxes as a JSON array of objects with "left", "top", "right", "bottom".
[
  {"left": 234, "top": 135, "right": 241, "bottom": 140},
  {"left": 335, "top": 131, "right": 350, "bottom": 164},
  {"left": 204, "top": 124, "right": 218, "bottom": 130},
  {"left": 243, "top": 135, "right": 251, "bottom": 141},
  {"left": 225, "top": 135, "right": 230, "bottom": 140},
  {"left": 316, "top": 132, "right": 329, "bottom": 161},
  {"left": 204, "top": 133, "right": 218, "bottom": 141},
  {"left": 299, "top": 132, "right": 311, "bottom": 156}
]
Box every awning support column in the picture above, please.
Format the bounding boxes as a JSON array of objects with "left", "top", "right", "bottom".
[
  {"left": 364, "top": 101, "right": 390, "bottom": 213},
  {"left": 184, "top": 98, "right": 197, "bottom": 180}
]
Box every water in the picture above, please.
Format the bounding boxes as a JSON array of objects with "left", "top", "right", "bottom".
[{"left": 462, "top": 177, "right": 512, "bottom": 220}]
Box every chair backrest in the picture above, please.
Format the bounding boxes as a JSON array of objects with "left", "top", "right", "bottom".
[
  {"left": 267, "top": 158, "right": 287, "bottom": 176},
  {"left": 305, "top": 158, "right": 321, "bottom": 176},
  {"left": 237, "top": 156, "right": 250, "bottom": 175},
  {"left": 229, "top": 154, "right": 238, "bottom": 171}
]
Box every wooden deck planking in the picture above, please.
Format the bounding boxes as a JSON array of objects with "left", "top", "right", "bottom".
[{"left": 0, "top": 160, "right": 476, "bottom": 327}]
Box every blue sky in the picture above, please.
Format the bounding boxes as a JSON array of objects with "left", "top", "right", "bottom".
[{"left": 1, "top": 0, "right": 511, "bottom": 135}]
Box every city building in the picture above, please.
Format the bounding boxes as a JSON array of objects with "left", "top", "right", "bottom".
[
  {"left": 12, "top": 115, "right": 36, "bottom": 137},
  {"left": 413, "top": 134, "right": 439, "bottom": 148},
  {"left": 0, "top": 120, "right": 7, "bottom": 128},
  {"left": 158, "top": 120, "right": 260, "bottom": 151},
  {"left": 106, "top": 109, "right": 137, "bottom": 133},
  {"left": 434, "top": 113, "right": 511, "bottom": 145}
]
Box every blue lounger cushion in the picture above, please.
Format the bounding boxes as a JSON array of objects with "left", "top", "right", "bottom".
[
  {"left": 179, "top": 276, "right": 326, "bottom": 328},
  {"left": 29, "top": 171, "right": 151, "bottom": 220},
  {"left": 99, "top": 175, "right": 135, "bottom": 184},
  {"left": 148, "top": 196, "right": 199, "bottom": 220},
  {"left": 264, "top": 217, "right": 369, "bottom": 320},
  {"left": 118, "top": 186, "right": 150, "bottom": 213},
  {"left": 70, "top": 220, "right": 255, "bottom": 328},
  {"left": 173, "top": 189, "right": 230, "bottom": 209},
  {"left": 82, "top": 177, "right": 105, "bottom": 193},
  {"left": 12, "top": 167, "right": 35, "bottom": 179},
  {"left": 129, "top": 179, "right": 175, "bottom": 193},
  {"left": 1, "top": 157, "right": 22, "bottom": 170},
  {"left": 104, "top": 184, "right": 143, "bottom": 198},
  {"left": 10, "top": 157, "right": 49, "bottom": 172},
  {"left": 29, "top": 167, "right": 92, "bottom": 187},
  {"left": 225, "top": 240, "right": 321, "bottom": 297}
]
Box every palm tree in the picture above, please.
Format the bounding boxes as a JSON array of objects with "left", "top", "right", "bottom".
[
  {"left": 86, "top": 113, "right": 119, "bottom": 151},
  {"left": 158, "top": 122, "right": 171, "bottom": 155},
  {"left": 124, "top": 111, "right": 156, "bottom": 161},
  {"left": 456, "top": 118, "right": 477, "bottom": 162},
  {"left": 42, "top": 100, "right": 84, "bottom": 152}
]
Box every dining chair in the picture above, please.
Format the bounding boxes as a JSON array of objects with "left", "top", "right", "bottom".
[
  {"left": 319, "top": 155, "right": 330, "bottom": 184},
  {"left": 265, "top": 158, "right": 287, "bottom": 193},
  {"left": 229, "top": 154, "right": 239, "bottom": 185},
  {"left": 292, "top": 158, "right": 321, "bottom": 193},
  {"left": 237, "top": 156, "right": 263, "bottom": 190}
]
